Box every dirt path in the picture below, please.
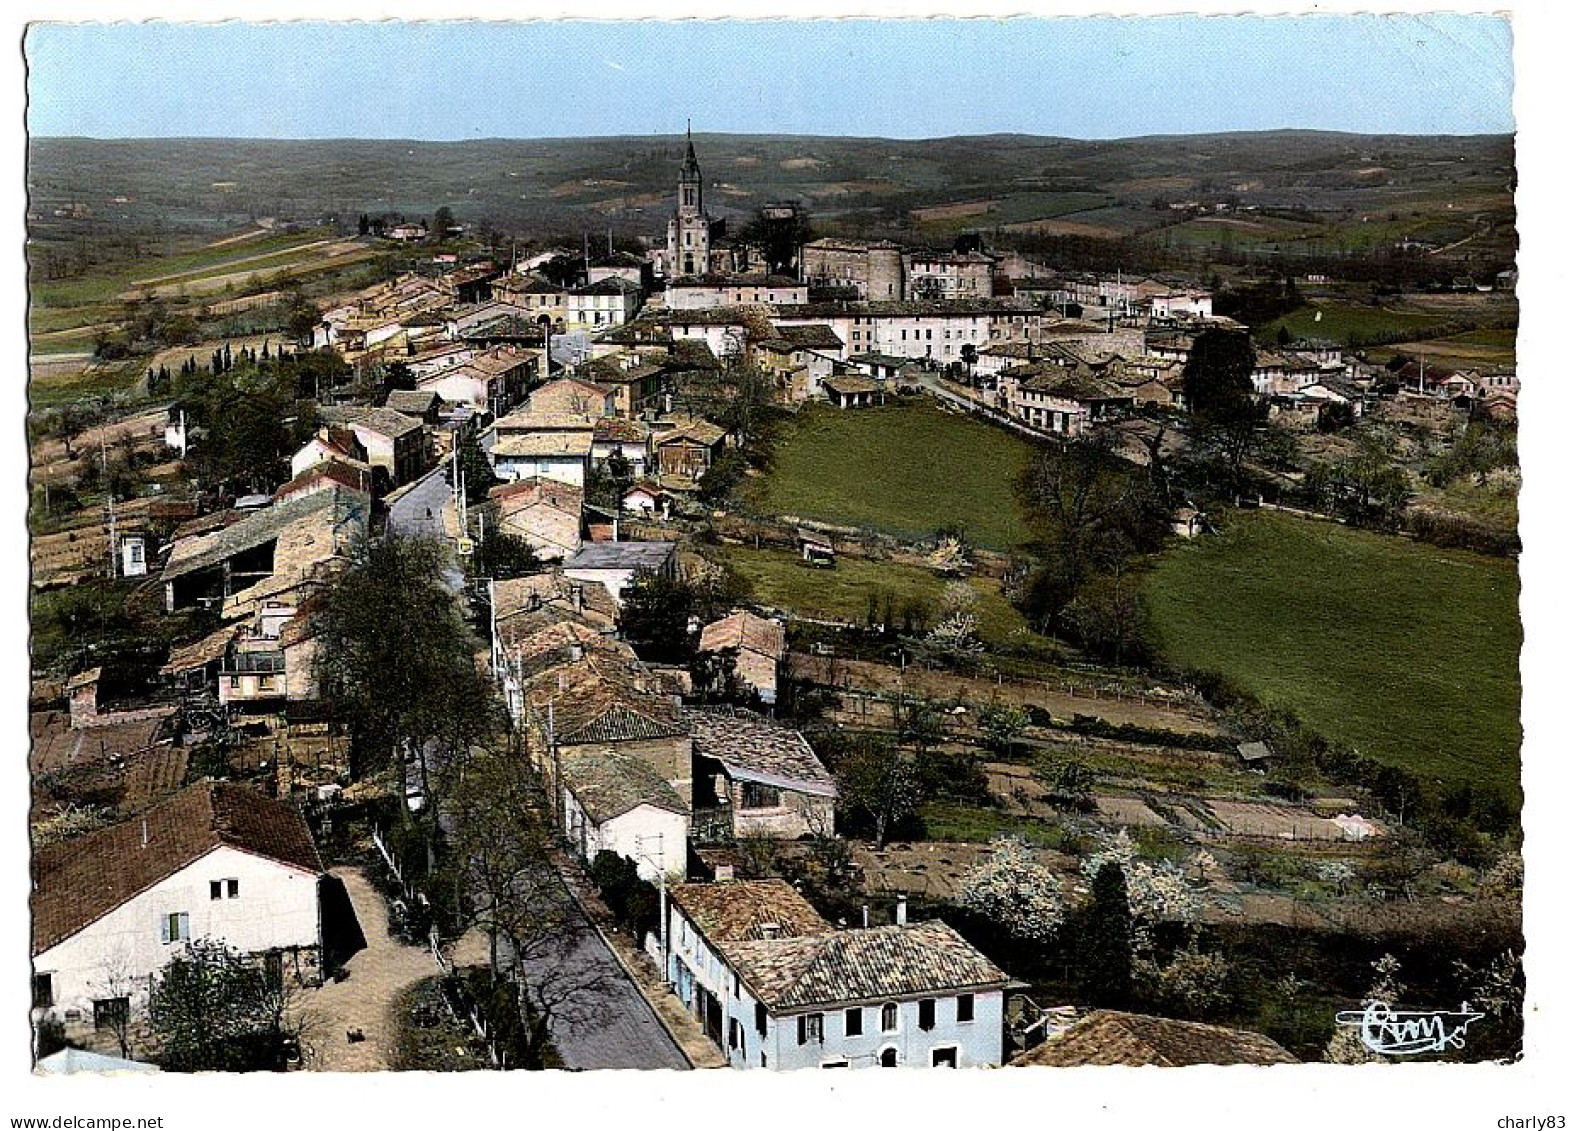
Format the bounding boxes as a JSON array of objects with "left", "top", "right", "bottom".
[{"left": 303, "top": 866, "right": 441, "bottom": 1072}]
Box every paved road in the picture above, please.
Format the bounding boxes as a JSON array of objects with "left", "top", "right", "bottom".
[
  {"left": 386, "top": 465, "right": 466, "bottom": 592},
  {"left": 916, "top": 370, "right": 1051, "bottom": 441},
  {"left": 503, "top": 908, "right": 690, "bottom": 1071}
]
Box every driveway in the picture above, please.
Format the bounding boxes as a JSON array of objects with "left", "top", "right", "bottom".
[{"left": 303, "top": 866, "right": 437, "bottom": 1072}]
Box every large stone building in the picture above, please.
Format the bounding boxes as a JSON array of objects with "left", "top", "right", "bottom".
[{"left": 666, "top": 127, "right": 715, "bottom": 279}]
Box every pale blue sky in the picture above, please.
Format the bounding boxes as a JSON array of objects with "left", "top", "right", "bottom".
[{"left": 25, "top": 16, "right": 1513, "bottom": 140}]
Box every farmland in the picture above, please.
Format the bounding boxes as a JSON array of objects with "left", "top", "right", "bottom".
[
  {"left": 1143, "top": 510, "right": 1521, "bottom": 799},
  {"left": 746, "top": 399, "right": 1033, "bottom": 550},
  {"left": 715, "top": 543, "right": 1029, "bottom": 643}
]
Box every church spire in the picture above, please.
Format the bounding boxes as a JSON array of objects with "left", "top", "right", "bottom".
[{"left": 683, "top": 120, "right": 700, "bottom": 175}]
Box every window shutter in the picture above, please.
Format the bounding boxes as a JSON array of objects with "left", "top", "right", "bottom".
[
  {"left": 797, "top": 1016, "right": 808, "bottom": 1045},
  {"left": 159, "top": 914, "right": 172, "bottom": 944},
  {"left": 178, "top": 913, "right": 190, "bottom": 941}
]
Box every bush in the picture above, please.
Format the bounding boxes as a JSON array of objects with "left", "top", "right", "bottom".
[{"left": 590, "top": 851, "right": 661, "bottom": 940}]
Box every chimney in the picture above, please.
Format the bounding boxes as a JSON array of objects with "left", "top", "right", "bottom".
[
  {"left": 862, "top": 904, "right": 870, "bottom": 928},
  {"left": 895, "top": 897, "right": 908, "bottom": 926},
  {"left": 140, "top": 817, "right": 149, "bottom": 849},
  {"left": 572, "top": 584, "right": 584, "bottom": 612},
  {"left": 557, "top": 672, "right": 568, "bottom": 694},
  {"left": 569, "top": 642, "right": 584, "bottom": 663}
]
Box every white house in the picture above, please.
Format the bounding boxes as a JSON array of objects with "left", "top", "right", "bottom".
[
  {"left": 666, "top": 881, "right": 1014, "bottom": 1070},
  {"left": 559, "top": 749, "right": 689, "bottom": 882},
  {"left": 562, "top": 541, "right": 678, "bottom": 605},
  {"left": 30, "top": 782, "right": 325, "bottom": 1048},
  {"left": 568, "top": 276, "right": 644, "bottom": 329},
  {"left": 489, "top": 432, "right": 594, "bottom": 488}
]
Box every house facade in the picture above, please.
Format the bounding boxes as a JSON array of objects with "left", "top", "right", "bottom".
[
  {"left": 666, "top": 881, "right": 1012, "bottom": 1070},
  {"left": 31, "top": 783, "right": 325, "bottom": 1048}
]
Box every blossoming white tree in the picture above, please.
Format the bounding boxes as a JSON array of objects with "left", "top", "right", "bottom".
[
  {"left": 1080, "top": 829, "right": 1203, "bottom": 924},
  {"left": 956, "top": 838, "right": 1066, "bottom": 943}
]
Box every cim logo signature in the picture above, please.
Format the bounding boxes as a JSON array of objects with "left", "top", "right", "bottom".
[{"left": 1334, "top": 1002, "right": 1485, "bottom": 1056}]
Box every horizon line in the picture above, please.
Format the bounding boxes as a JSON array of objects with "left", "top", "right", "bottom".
[{"left": 30, "top": 125, "right": 1518, "bottom": 145}]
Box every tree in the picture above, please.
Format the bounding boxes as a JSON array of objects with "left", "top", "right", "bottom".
[
  {"left": 976, "top": 700, "right": 1030, "bottom": 756},
  {"left": 437, "top": 742, "right": 624, "bottom": 1066},
  {"left": 148, "top": 938, "right": 310, "bottom": 1072},
  {"left": 469, "top": 523, "right": 543, "bottom": 581},
  {"left": 955, "top": 839, "right": 1066, "bottom": 943},
  {"left": 925, "top": 581, "right": 983, "bottom": 656},
  {"left": 1060, "top": 572, "right": 1152, "bottom": 665},
  {"left": 430, "top": 206, "right": 456, "bottom": 240},
  {"left": 1181, "top": 328, "right": 1265, "bottom": 492},
  {"left": 312, "top": 534, "right": 501, "bottom": 797},
  {"left": 1081, "top": 830, "right": 1203, "bottom": 925},
  {"left": 1033, "top": 753, "right": 1096, "bottom": 811},
  {"left": 616, "top": 568, "right": 695, "bottom": 664},
  {"left": 1014, "top": 435, "right": 1170, "bottom": 636},
  {"left": 737, "top": 203, "right": 811, "bottom": 277},
  {"left": 830, "top": 735, "right": 926, "bottom": 848},
  {"left": 446, "top": 433, "right": 498, "bottom": 507},
  {"left": 1325, "top": 953, "right": 1406, "bottom": 1065},
  {"left": 1077, "top": 860, "right": 1134, "bottom": 1007},
  {"left": 894, "top": 694, "right": 945, "bottom": 756}
]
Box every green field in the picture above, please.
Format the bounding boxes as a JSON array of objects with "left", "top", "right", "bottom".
[
  {"left": 28, "top": 227, "right": 336, "bottom": 311},
  {"left": 751, "top": 400, "right": 1033, "bottom": 550},
  {"left": 1143, "top": 511, "right": 1521, "bottom": 797},
  {"left": 718, "top": 544, "right": 1029, "bottom": 644},
  {"left": 1260, "top": 301, "right": 1447, "bottom": 346}
]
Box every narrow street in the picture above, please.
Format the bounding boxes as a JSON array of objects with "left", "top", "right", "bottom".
[
  {"left": 385, "top": 463, "right": 466, "bottom": 592},
  {"left": 501, "top": 907, "right": 690, "bottom": 1071}
]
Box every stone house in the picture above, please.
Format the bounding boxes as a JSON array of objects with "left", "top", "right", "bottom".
[
  {"left": 697, "top": 611, "right": 786, "bottom": 705},
  {"left": 684, "top": 707, "right": 836, "bottom": 841}
]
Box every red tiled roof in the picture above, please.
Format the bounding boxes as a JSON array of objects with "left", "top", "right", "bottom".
[{"left": 31, "top": 782, "right": 323, "bottom": 954}]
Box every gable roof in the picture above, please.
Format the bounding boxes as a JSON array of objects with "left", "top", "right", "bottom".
[
  {"left": 490, "top": 476, "right": 584, "bottom": 515},
  {"left": 1011, "top": 1010, "right": 1298, "bottom": 1067},
  {"left": 698, "top": 611, "right": 786, "bottom": 660},
  {"left": 564, "top": 541, "right": 676, "bottom": 572},
  {"left": 669, "top": 879, "right": 834, "bottom": 944},
  {"left": 384, "top": 388, "right": 442, "bottom": 415},
  {"left": 31, "top": 782, "right": 323, "bottom": 954},
  {"left": 319, "top": 404, "right": 425, "bottom": 440},
  {"left": 655, "top": 419, "right": 728, "bottom": 447},
  {"left": 729, "top": 920, "right": 1012, "bottom": 1011},
  {"left": 162, "top": 487, "right": 365, "bottom": 581},
  {"left": 559, "top": 748, "right": 688, "bottom": 824},
  {"left": 684, "top": 707, "right": 834, "bottom": 796}
]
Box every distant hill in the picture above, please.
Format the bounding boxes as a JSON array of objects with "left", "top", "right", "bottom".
[{"left": 27, "top": 130, "right": 1514, "bottom": 259}]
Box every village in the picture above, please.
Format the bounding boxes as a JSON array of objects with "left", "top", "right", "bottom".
[{"left": 26, "top": 126, "right": 1522, "bottom": 1076}]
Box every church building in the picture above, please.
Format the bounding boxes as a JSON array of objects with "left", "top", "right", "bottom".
[{"left": 656, "top": 127, "right": 740, "bottom": 279}]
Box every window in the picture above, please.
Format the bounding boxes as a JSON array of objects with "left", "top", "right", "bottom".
[
  {"left": 729, "top": 1019, "right": 742, "bottom": 1050},
  {"left": 740, "top": 782, "right": 780, "bottom": 810},
  {"left": 932, "top": 1046, "right": 959, "bottom": 1068},
  {"left": 93, "top": 997, "right": 129, "bottom": 1032},
  {"left": 919, "top": 998, "right": 937, "bottom": 1032},
  {"left": 845, "top": 1007, "right": 864, "bottom": 1037},
  {"left": 881, "top": 1002, "right": 899, "bottom": 1032},
  {"left": 957, "top": 993, "right": 975, "bottom": 1023},
  {"left": 797, "top": 1013, "right": 824, "bottom": 1045},
  {"left": 32, "top": 973, "right": 53, "bottom": 1009},
  {"left": 755, "top": 1003, "right": 768, "bottom": 1037},
  {"left": 211, "top": 881, "right": 222, "bottom": 900},
  {"left": 160, "top": 912, "right": 190, "bottom": 944},
  {"left": 821, "top": 1061, "right": 849, "bottom": 1069}
]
